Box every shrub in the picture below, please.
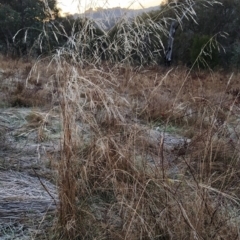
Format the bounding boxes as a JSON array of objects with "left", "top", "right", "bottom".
[
  {"left": 230, "top": 41, "right": 240, "bottom": 69},
  {"left": 190, "top": 35, "right": 219, "bottom": 69}
]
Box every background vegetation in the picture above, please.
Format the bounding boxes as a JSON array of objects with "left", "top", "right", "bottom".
[
  {"left": 0, "top": 0, "right": 240, "bottom": 68},
  {"left": 1, "top": 0, "right": 240, "bottom": 239}
]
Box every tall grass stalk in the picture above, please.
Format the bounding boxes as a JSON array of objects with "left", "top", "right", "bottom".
[{"left": 30, "top": 0, "right": 240, "bottom": 239}]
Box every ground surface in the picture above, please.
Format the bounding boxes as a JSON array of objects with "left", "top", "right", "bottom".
[
  {"left": 1, "top": 62, "right": 240, "bottom": 239},
  {"left": 0, "top": 106, "right": 189, "bottom": 239},
  {"left": 0, "top": 108, "right": 59, "bottom": 240}
]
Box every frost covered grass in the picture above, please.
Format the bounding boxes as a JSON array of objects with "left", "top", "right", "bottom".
[
  {"left": 1, "top": 0, "right": 240, "bottom": 239},
  {"left": 48, "top": 61, "right": 240, "bottom": 239},
  {"left": 1, "top": 54, "right": 240, "bottom": 239}
]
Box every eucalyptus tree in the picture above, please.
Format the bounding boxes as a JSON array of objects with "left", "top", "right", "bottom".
[
  {"left": 187, "top": 0, "right": 240, "bottom": 68},
  {"left": 162, "top": 0, "right": 240, "bottom": 68}
]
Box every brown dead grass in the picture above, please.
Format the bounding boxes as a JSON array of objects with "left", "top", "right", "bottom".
[
  {"left": 46, "top": 61, "right": 240, "bottom": 239},
  {"left": 1, "top": 55, "right": 240, "bottom": 239},
  {"left": 0, "top": 56, "right": 56, "bottom": 108}
]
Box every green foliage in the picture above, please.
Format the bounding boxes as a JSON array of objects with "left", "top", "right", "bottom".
[
  {"left": 190, "top": 35, "right": 219, "bottom": 69},
  {"left": 174, "top": 0, "right": 240, "bottom": 68},
  {"left": 0, "top": 4, "right": 21, "bottom": 53},
  {"left": 1, "top": 0, "right": 239, "bottom": 70},
  {"left": 0, "top": 0, "right": 58, "bottom": 56},
  {"left": 230, "top": 42, "right": 240, "bottom": 69}
]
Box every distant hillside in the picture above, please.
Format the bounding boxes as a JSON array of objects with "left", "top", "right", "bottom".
[{"left": 73, "top": 6, "right": 160, "bottom": 29}]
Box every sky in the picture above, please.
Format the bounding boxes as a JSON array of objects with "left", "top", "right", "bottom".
[{"left": 57, "top": 0, "right": 162, "bottom": 15}]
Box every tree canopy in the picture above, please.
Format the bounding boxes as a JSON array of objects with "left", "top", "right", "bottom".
[
  {"left": 0, "top": 0, "right": 58, "bottom": 55},
  {"left": 0, "top": 0, "right": 239, "bottom": 70}
]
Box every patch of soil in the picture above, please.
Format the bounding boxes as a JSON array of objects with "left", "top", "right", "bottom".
[
  {"left": 0, "top": 107, "right": 191, "bottom": 239},
  {"left": 0, "top": 107, "right": 60, "bottom": 239}
]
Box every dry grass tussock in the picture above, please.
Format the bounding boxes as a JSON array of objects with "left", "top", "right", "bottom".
[
  {"left": 1, "top": 55, "right": 240, "bottom": 239},
  {"left": 0, "top": 51, "right": 240, "bottom": 239},
  {"left": 0, "top": 56, "right": 55, "bottom": 108},
  {"left": 33, "top": 57, "right": 239, "bottom": 239},
  {"left": 1, "top": 1, "right": 239, "bottom": 238}
]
